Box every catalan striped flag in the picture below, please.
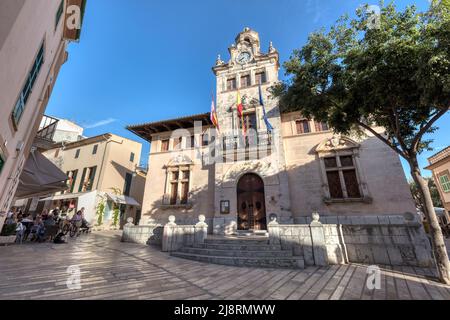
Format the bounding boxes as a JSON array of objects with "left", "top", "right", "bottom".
[{"left": 210, "top": 94, "right": 220, "bottom": 132}]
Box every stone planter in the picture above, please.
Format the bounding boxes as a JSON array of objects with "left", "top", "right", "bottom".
[{"left": 0, "top": 235, "right": 16, "bottom": 245}]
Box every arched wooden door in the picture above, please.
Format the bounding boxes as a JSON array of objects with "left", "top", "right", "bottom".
[{"left": 237, "top": 173, "right": 267, "bottom": 231}]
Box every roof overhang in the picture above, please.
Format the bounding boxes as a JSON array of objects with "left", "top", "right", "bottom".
[{"left": 126, "top": 113, "right": 212, "bottom": 143}]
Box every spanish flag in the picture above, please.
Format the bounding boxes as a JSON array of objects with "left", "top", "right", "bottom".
[
  {"left": 237, "top": 91, "right": 246, "bottom": 136},
  {"left": 210, "top": 94, "right": 220, "bottom": 132}
]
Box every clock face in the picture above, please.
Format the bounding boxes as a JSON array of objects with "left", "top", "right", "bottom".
[{"left": 236, "top": 51, "right": 252, "bottom": 64}]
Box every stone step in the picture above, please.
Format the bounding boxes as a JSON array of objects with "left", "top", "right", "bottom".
[
  {"left": 193, "top": 243, "right": 283, "bottom": 251},
  {"left": 204, "top": 238, "right": 269, "bottom": 245},
  {"left": 178, "top": 247, "right": 293, "bottom": 257},
  {"left": 170, "top": 252, "right": 305, "bottom": 269}
]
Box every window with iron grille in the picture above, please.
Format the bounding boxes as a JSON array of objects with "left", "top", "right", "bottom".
[
  {"left": 92, "top": 145, "right": 98, "bottom": 155},
  {"left": 130, "top": 152, "right": 135, "bottom": 162}
]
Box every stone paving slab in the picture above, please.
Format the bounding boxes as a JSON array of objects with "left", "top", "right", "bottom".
[{"left": 0, "top": 232, "right": 449, "bottom": 300}]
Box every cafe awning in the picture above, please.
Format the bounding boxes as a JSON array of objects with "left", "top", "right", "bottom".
[
  {"left": 40, "top": 192, "right": 93, "bottom": 202},
  {"left": 105, "top": 193, "right": 141, "bottom": 207},
  {"left": 15, "top": 150, "right": 68, "bottom": 199}
]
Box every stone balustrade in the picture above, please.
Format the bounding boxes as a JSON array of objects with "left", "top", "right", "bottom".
[
  {"left": 268, "top": 212, "right": 433, "bottom": 268},
  {"left": 121, "top": 217, "right": 163, "bottom": 245},
  {"left": 161, "top": 215, "right": 208, "bottom": 252}
]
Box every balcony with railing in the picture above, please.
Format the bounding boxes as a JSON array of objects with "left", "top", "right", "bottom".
[
  {"left": 221, "top": 132, "right": 273, "bottom": 162},
  {"left": 34, "top": 115, "right": 59, "bottom": 151}
]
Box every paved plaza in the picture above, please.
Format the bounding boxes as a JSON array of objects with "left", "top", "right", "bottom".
[{"left": 0, "top": 232, "right": 449, "bottom": 300}]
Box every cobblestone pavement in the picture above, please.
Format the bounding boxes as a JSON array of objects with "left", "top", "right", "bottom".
[{"left": 0, "top": 232, "right": 449, "bottom": 300}]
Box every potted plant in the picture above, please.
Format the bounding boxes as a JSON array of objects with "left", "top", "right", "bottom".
[{"left": 0, "top": 223, "right": 17, "bottom": 245}]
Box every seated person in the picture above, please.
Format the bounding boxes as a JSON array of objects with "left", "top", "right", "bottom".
[{"left": 44, "top": 214, "right": 56, "bottom": 227}]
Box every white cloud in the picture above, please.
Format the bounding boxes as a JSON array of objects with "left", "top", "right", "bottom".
[{"left": 83, "top": 118, "right": 117, "bottom": 129}]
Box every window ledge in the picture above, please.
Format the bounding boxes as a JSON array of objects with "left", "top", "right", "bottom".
[
  {"left": 221, "top": 82, "right": 269, "bottom": 94},
  {"left": 159, "top": 203, "right": 193, "bottom": 210},
  {"left": 324, "top": 196, "right": 372, "bottom": 204}
]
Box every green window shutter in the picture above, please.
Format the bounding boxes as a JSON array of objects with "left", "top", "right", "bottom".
[
  {"left": 79, "top": 168, "right": 87, "bottom": 192},
  {"left": 71, "top": 170, "right": 78, "bottom": 193},
  {"left": 87, "top": 166, "right": 97, "bottom": 191},
  {"left": 440, "top": 175, "right": 450, "bottom": 193},
  {"left": 0, "top": 154, "right": 5, "bottom": 174},
  {"left": 55, "top": 0, "right": 64, "bottom": 30}
]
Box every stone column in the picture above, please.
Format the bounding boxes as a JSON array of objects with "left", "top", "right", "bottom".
[{"left": 309, "top": 212, "right": 328, "bottom": 266}]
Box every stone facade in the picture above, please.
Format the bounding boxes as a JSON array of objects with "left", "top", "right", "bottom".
[
  {"left": 128, "top": 28, "right": 417, "bottom": 238},
  {"left": 125, "top": 28, "right": 427, "bottom": 270}
]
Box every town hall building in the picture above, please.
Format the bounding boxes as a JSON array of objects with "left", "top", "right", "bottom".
[{"left": 125, "top": 28, "right": 432, "bottom": 268}]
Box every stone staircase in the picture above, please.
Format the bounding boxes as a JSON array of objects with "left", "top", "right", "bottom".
[{"left": 170, "top": 236, "right": 305, "bottom": 269}]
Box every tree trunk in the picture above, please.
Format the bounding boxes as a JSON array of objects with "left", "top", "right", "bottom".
[{"left": 410, "top": 157, "right": 450, "bottom": 284}]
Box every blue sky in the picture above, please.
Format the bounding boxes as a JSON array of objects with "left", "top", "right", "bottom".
[{"left": 46, "top": 0, "right": 449, "bottom": 178}]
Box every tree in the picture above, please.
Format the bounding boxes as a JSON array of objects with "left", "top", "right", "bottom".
[
  {"left": 272, "top": 1, "right": 450, "bottom": 283},
  {"left": 409, "top": 178, "right": 443, "bottom": 212}
]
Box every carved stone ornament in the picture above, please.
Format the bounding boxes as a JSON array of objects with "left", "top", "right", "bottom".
[
  {"left": 166, "top": 154, "right": 193, "bottom": 167},
  {"left": 316, "top": 135, "right": 360, "bottom": 153}
]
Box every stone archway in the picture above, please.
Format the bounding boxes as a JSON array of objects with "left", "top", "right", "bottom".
[{"left": 236, "top": 173, "right": 267, "bottom": 231}]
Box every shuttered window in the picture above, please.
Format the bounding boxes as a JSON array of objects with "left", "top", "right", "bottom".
[
  {"left": 295, "top": 120, "right": 310, "bottom": 134},
  {"left": 255, "top": 72, "right": 266, "bottom": 84},
  {"left": 240, "top": 75, "right": 250, "bottom": 88},
  {"left": 161, "top": 139, "right": 170, "bottom": 152},
  {"left": 439, "top": 174, "right": 450, "bottom": 193},
  {"left": 227, "top": 78, "right": 236, "bottom": 91},
  {"left": 0, "top": 153, "right": 5, "bottom": 175},
  {"left": 12, "top": 41, "right": 45, "bottom": 128},
  {"left": 314, "top": 121, "right": 329, "bottom": 132},
  {"left": 55, "top": 0, "right": 64, "bottom": 30}
]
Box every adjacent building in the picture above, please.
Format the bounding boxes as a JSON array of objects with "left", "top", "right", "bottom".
[
  {"left": 0, "top": 0, "right": 87, "bottom": 230},
  {"left": 128, "top": 28, "right": 417, "bottom": 235},
  {"left": 39, "top": 116, "right": 84, "bottom": 143},
  {"left": 426, "top": 146, "right": 450, "bottom": 226},
  {"left": 41, "top": 133, "right": 145, "bottom": 228}
]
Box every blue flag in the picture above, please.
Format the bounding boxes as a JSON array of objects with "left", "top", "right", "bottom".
[{"left": 259, "top": 85, "right": 274, "bottom": 133}]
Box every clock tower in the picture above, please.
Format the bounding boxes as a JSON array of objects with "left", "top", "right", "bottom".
[{"left": 211, "top": 27, "right": 293, "bottom": 235}]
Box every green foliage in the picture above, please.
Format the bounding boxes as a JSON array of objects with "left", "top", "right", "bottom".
[
  {"left": 271, "top": 1, "right": 449, "bottom": 158},
  {"left": 96, "top": 200, "right": 105, "bottom": 226},
  {"left": 409, "top": 178, "right": 444, "bottom": 210},
  {"left": 1, "top": 223, "right": 17, "bottom": 236},
  {"left": 112, "top": 205, "right": 120, "bottom": 227}
]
